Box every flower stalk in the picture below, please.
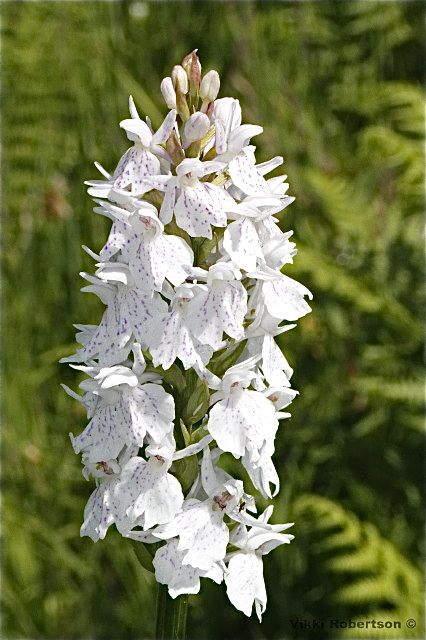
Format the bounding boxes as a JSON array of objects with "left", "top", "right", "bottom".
[{"left": 156, "top": 585, "right": 188, "bottom": 640}]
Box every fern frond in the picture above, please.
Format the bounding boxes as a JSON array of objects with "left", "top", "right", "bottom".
[{"left": 293, "top": 494, "right": 424, "bottom": 637}]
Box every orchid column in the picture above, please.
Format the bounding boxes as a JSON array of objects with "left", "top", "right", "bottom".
[{"left": 61, "top": 50, "right": 312, "bottom": 639}]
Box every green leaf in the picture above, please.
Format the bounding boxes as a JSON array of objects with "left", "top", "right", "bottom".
[
  {"left": 149, "top": 363, "right": 186, "bottom": 393},
  {"left": 130, "top": 540, "right": 155, "bottom": 574},
  {"left": 181, "top": 379, "right": 210, "bottom": 426},
  {"left": 172, "top": 455, "right": 199, "bottom": 493},
  {"left": 188, "top": 425, "right": 210, "bottom": 445},
  {"left": 194, "top": 237, "right": 216, "bottom": 266},
  {"left": 164, "top": 218, "right": 192, "bottom": 245},
  {"left": 208, "top": 339, "right": 247, "bottom": 378},
  {"left": 180, "top": 419, "right": 191, "bottom": 446}
]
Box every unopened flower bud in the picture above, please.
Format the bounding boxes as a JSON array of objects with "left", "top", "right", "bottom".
[
  {"left": 200, "top": 70, "right": 220, "bottom": 102},
  {"left": 205, "top": 101, "right": 215, "bottom": 118},
  {"left": 172, "top": 65, "right": 188, "bottom": 95},
  {"left": 181, "top": 49, "right": 197, "bottom": 72},
  {"left": 166, "top": 129, "right": 185, "bottom": 165},
  {"left": 182, "top": 49, "right": 201, "bottom": 96},
  {"left": 184, "top": 112, "right": 210, "bottom": 143},
  {"left": 160, "top": 77, "right": 176, "bottom": 109}
]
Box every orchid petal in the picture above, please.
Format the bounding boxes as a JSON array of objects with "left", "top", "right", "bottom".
[
  {"left": 262, "top": 275, "right": 312, "bottom": 321},
  {"left": 207, "top": 390, "right": 278, "bottom": 461},
  {"left": 128, "top": 96, "right": 140, "bottom": 120},
  {"left": 115, "top": 456, "right": 183, "bottom": 531},
  {"left": 149, "top": 310, "right": 207, "bottom": 371},
  {"left": 225, "top": 552, "right": 266, "bottom": 620},
  {"left": 129, "top": 233, "right": 192, "bottom": 293},
  {"left": 152, "top": 109, "right": 177, "bottom": 145},
  {"left": 70, "top": 401, "right": 128, "bottom": 463},
  {"left": 175, "top": 185, "right": 226, "bottom": 239},
  {"left": 256, "top": 156, "right": 284, "bottom": 176},
  {"left": 228, "top": 124, "right": 263, "bottom": 153},
  {"left": 80, "top": 482, "right": 116, "bottom": 541},
  {"left": 223, "top": 218, "right": 263, "bottom": 272},
  {"left": 229, "top": 152, "right": 270, "bottom": 196},
  {"left": 173, "top": 435, "right": 213, "bottom": 461},
  {"left": 121, "top": 383, "right": 174, "bottom": 447},
  {"left": 159, "top": 184, "right": 176, "bottom": 224},
  {"left": 153, "top": 539, "right": 222, "bottom": 598},
  {"left": 187, "top": 280, "right": 247, "bottom": 350},
  {"left": 113, "top": 148, "right": 160, "bottom": 196},
  {"left": 200, "top": 446, "right": 220, "bottom": 496},
  {"left": 125, "top": 288, "right": 168, "bottom": 346},
  {"left": 153, "top": 500, "right": 229, "bottom": 571}
]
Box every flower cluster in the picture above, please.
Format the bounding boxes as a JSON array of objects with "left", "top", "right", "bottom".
[{"left": 62, "top": 50, "right": 312, "bottom": 620}]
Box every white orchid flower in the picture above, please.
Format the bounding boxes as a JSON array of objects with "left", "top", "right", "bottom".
[
  {"left": 206, "top": 357, "right": 278, "bottom": 460},
  {"left": 210, "top": 97, "right": 263, "bottom": 162},
  {"left": 147, "top": 283, "right": 213, "bottom": 370},
  {"left": 61, "top": 266, "right": 168, "bottom": 364},
  {"left": 151, "top": 494, "right": 233, "bottom": 573},
  {"left": 69, "top": 363, "right": 175, "bottom": 463},
  {"left": 225, "top": 506, "right": 294, "bottom": 621},
  {"left": 80, "top": 444, "right": 139, "bottom": 542},
  {"left": 248, "top": 265, "right": 313, "bottom": 322},
  {"left": 245, "top": 310, "right": 296, "bottom": 387},
  {"left": 151, "top": 449, "right": 243, "bottom": 570},
  {"left": 114, "top": 445, "right": 184, "bottom": 533},
  {"left": 242, "top": 450, "right": 280, "bottom": 499},
  {"left": 112, "top": 96, "right": 176, "bottom": 195},
  {"left": 90, "top": 199, "right": 194, "bottom": 293},
  {"left": 147, "top": 158, "right": 234, "bottom": 238},
  {"left": 153, "top": 538, "right": 224, "bottom": 599},
  {"left": 121, "top": 208, "right": 194, "bottom": 293},
  {"left": 185, "top": 262, "right": 247, "bottom": 350},
  {"left": 221, "top": 194, "right": 288, "bottom": 271}
]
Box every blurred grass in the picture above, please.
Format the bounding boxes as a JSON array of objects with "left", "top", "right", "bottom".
[{"left": 1, "top": 1, "right": 424, "bottom": 639}]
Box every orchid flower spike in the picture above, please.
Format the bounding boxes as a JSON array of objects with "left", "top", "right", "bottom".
[{"left": 61, "top": 50, "right": 312, "bottom": 622}]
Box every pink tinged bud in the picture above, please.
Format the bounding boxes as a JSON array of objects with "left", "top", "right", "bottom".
[
  {"left": 181, "top": 50, "right": 193, "bottom": 68},
  {"left": 182, "top": 49, "right": 201, "bottom": 94},
  {"left": 184, "top": 112, "right": 210, "bottom": 143},
  {"left": 200, "top": 70, "right": 220, "bottom": 102},
  {"left": 206, "top": 101, "right": 215, "bottom": 118},
  {"left": 172, "top": 65, "right": 188, "bottom": 94},
  {"left": 160, "top": 77, "right": 176, "bottom": 109},
  {"left": 191, "top": 57, "right": 201, "bottom": 91},
  {"left": 166, "top": 129, "right": 185, "bottom": 164},
  {"left": 182, "top": 49, "right": 199, "bottom": 72}
]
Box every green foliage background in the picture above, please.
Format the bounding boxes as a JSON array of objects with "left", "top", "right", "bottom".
[{"left": 1, "top": 1, "right": 424, "bottom": 639}]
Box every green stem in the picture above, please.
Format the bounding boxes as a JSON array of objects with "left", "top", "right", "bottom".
[{"left": 155, "top": 584, "right": 188, "bottom": 640}]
